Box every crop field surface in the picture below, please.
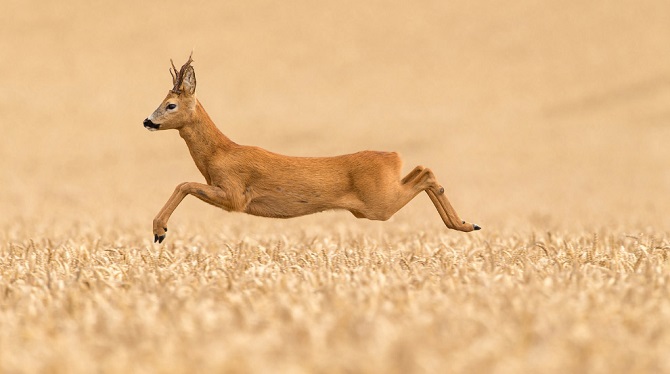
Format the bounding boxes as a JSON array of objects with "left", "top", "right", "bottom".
[{"left": 1, "top": 0, "right": 669, "bottom": 373}]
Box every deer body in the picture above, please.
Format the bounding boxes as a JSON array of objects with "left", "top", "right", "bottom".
[{"left": 144, "top": 55, "right": 480, "bottom": 243}]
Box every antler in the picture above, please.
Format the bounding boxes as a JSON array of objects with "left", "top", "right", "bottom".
[{"left": 170, "top": 52, "right": 194, "bottom": 94}]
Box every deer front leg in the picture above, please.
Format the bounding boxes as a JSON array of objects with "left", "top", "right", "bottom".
[{"left": 152, "top": 182, "right": 246, "bottom": 243}]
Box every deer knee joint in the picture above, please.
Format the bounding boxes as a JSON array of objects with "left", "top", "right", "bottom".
[
  {"left": 178, "top": 182, "right": 200, "bottom": 195},
  {"left": 174, "top": 182, "right": 190, "bottom": 194}
]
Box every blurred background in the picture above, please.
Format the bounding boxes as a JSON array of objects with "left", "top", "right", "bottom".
[{"left": 1, "top": 0, "right": 669, "bottom": 236}]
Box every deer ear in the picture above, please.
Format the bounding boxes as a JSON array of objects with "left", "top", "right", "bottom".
[{"left": 180, "top": 66, "right": 196, "bottom": 95}]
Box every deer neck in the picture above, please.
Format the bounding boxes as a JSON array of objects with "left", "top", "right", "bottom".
[{"left": 178, "top": 100, "right": 234, "bottom": 182}]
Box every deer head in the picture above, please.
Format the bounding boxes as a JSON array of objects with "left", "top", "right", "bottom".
[{"left": 144, "top": 53, "right": 197, "bottom": 131}]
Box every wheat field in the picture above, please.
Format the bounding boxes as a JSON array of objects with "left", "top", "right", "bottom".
[{"left": 1, "top": 1, "right": 670, "bottom": 373}]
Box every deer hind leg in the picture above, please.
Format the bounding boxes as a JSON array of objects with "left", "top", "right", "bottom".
[
  {"left": 401, "top": 165, "right": 426, "bottom": 184},
  {"left": 152, "top": 182, "right": 247, "bottom": 243},
  {"left": 413, "top": 168, "right": 480, "bottom": 232},
  {"left": 352, "top": 166, "right": 480, "bottom": 232},
  {"left": 349, "top": 166, "right": 432, "bottom": 221}
]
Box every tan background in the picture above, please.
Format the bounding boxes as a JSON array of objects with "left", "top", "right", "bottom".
[{"left": 2, "top": 0, "right": 668, "bottom": 233}]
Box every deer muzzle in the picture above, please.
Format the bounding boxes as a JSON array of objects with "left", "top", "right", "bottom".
[{"left": 143, "top": 118, "right": 160, "bottom": 131}]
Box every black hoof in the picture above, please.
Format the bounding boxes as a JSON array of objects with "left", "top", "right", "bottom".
[
  {"left": 158, "top": 235, "right": 165, "bottom": 244},
  {"left": 154, "top": 234, "right": 158, "bottom": 243},
  {"left": 474, "top": 224, "right": 481, "bottom": 231}
]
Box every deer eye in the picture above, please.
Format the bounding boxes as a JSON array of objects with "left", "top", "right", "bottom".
[{"left": 166, "top": 103, "right": 177, "bottom": 110}]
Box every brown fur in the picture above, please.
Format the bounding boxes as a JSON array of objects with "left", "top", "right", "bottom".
[{"left": 144, "top": 56, "right": 479, "bottom": 243}]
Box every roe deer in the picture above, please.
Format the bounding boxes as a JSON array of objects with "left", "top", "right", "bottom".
[{"left": 143, "top": 54, "right": 480, "bottom": 243}]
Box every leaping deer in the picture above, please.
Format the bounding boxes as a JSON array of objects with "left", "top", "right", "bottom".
[{"left": 143, "top": 54, "right": 480, "bottom": 243}]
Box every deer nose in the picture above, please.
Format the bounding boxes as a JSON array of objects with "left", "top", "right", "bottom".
[{"left": 143, "top": 118, "right": 160, "bottom": 131}]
